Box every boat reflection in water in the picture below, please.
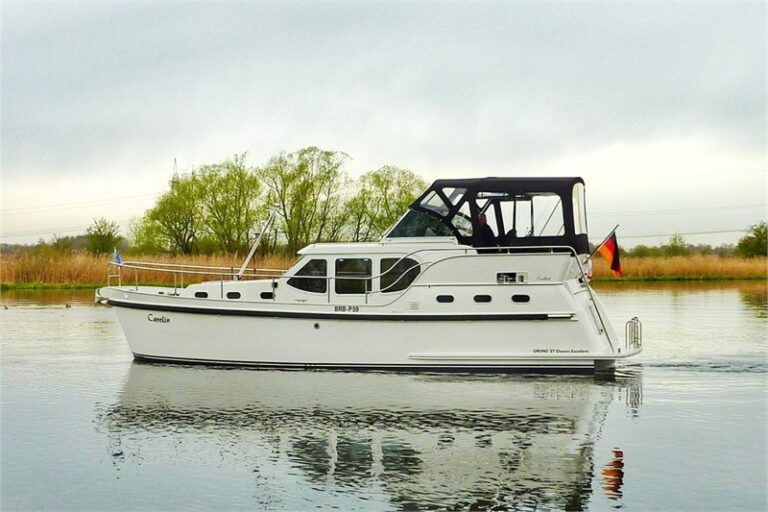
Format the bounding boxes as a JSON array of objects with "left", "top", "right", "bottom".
[{"left": 99, "top": 363, "right": 642, "bottom": 510}]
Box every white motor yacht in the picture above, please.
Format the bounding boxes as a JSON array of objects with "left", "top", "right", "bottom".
[{"left": 96, "top": 177, "right": 642, "bottom": 372}]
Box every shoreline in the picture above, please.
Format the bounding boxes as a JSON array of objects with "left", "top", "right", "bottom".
[
  {"left": 2, "top": 253, "right": 765, "bottom": 290},
  {"left": 2, "top": 275, "right": 766, "bottom": 291}
]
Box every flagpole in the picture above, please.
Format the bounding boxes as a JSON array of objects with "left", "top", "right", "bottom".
[{"left": 588, "top": 224, "right": 620, "bottom": 260}]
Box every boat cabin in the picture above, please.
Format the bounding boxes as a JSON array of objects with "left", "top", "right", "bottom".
[
  {"left": 385, "top": 177, "right": 590, "bottom": 254},
  {"left": 276, "top": 177, "right": 590, "bottom": 303}
]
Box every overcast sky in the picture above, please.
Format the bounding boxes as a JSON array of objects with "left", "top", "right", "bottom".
[{"left": 2, "top": 1, "right": 765, "bottom": 247}]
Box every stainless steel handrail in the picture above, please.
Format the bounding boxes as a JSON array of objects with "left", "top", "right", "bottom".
[
  {"left": 104, "top": 245, "right": 615, "bottom": 346},
  {"left": 120, "top": 260, "right": 286, "bottom": 273},
  {"left": 106, "top": 244, "right": 586, "bottom": 287},
  {"left": 108, "top": 261, "right": 284, "bottom": 278},
  {"left": 625, "top": 317, "right": 642, "bottom": 353}
]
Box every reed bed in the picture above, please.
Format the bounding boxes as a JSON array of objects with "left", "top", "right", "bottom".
[
  {"left": 591, "top": 254, "right": 767, "bottom": 281},
  {"left": 0, "top": 252, "right": 295, "bottom": 288},
  {"left": 1, "top": 252, "right": 765, "bottom": 288}
]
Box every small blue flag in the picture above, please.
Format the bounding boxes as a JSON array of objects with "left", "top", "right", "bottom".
[{"left": 113, "top": 248, "right": 122, "bottom": 265}]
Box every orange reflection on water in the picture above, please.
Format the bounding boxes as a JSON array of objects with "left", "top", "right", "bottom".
[{"left": 602, "top": 448, "right": 625, "bottom": 501}]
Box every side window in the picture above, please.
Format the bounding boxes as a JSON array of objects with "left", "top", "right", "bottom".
[
  {"left": 483, "top": 206, "right": 499, "bottom": 236},
  {"left": 531, "top": 194, "right": 564, "bottom": 236},
  {"left": 442, "top": 187, "right": 466, "bottom": 206},
  {"left": 380, "top": 258, "right": 420, "bottom": 293},
  {"left": 499, "top": 193, "right": 564, "bottom": 240},
  {"left": 572, "top": 182, "right": 588, "bottom": 235},
  {"left": 335, "top": 258, "right": 372, "bottom": 294},
  {"left": 450, "top": 202, "right": 473, "bottom": 237},
  {"left": 287, "top": 259, "right": 327, "bottom": 293},
  {"left": 420, "top": 191, "right": 449, "bottom": 215},
  {"left": 499, "top": 200, "right": 517, "bottom": 241}
]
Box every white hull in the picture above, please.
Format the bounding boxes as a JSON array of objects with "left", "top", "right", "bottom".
[
  {"left": 97, "top": 181, "right": 644, "bottom": 373},
  {"left": 100, "top": 279, "right": 639, "bottom": 372}
]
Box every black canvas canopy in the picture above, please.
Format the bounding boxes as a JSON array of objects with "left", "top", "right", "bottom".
[{"left": 387, "top": 177, "right": 590, "bottom": 254}]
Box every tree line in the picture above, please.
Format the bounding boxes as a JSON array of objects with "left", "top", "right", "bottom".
[
  {"left": 5, "top": 146, "right": 765, "bottom": 259},
  {"left": 122, "top": 147, "right": 425, "bottom": 256},
  {"left": 622, "top": 226, "right": 768, "bottom": 258}
]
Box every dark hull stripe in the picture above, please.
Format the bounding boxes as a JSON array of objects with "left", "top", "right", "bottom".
[
  {"left": 134, "top": 353, "right": 596, "bottom": 374},
  {"left": 107, "top": 299, "right": 551, "bottom": 322}
]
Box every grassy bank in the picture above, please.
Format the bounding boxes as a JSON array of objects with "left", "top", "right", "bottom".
[
  {"left": 1, "top": 252, "right": 765, "bottom": 289},
  {"left": 591, "top": 254, "right": 767, "bottom": 281},
  {"left": 0, "top": 252, "right": 293, "bottom": 290}
]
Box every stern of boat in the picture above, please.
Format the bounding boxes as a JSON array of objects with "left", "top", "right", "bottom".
[{"left": 596, "top": 316, "right": 643, "bottom": 372}]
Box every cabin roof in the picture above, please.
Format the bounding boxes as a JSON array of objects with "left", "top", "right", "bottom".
[
  {"left": 426, "top": 177, "right": 584, "bottom": 196},
  {"left": 388, "top": 176, "right": 590, "bottom": 254},
  {"left": 297, "top": 238, "right": 461, "bottom": 256}
]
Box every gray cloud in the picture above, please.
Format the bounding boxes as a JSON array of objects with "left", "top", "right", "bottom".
[{"left": 2, "top": 1, "right": 765, "bottom": 243}]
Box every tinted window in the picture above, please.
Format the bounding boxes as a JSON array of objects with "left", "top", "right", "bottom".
[
  {"left": 387, "top": 210, "right": 454, "bottom": 238},
  {"left": 512, "top": 294, "right": 531, "bottom": 303},
  {"left": 442, "top": 187, "right": 466, "bottom": 206},
  {"left": 194, "top": 291, "right": 208, "bottom": 298},
  {"left": 474, "top": 295, "right": 492, "bottom": 303},
  {"left": 287, "top": 259, "right": 328, "bottom": 293},
  {"left": 436, "top": 295, "right": 454, "bottom": 303},
  {"left": 226, "top": 292, "right": 241, "bottom": 299},
  {"left": 420, "top": 191, "right": 449, "bottom": 215},
  {"left": 335, "top": 258, "right": 372, "bottom": 294},
  {"left": 450, "top": 202, "right": 473, "bottom": 238},
  {"left": 380, "top": 257, "right": 420, "bottom": 292}
]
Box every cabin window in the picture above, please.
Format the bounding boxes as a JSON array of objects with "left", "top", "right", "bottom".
[
  {"left": 335, "top": 258, "right": 372, "bottom": 294},
  {"left": 450, "top": 202, "right": 473, "bottom": 238},
  {"left": 512, "top": 294, "right": 530, "bottom": 303},
  {"left": 572, "top": 182, "right": 588, "bottom": 235},
  {"left": 194, "top": 291, "right": 208, "bottom": 298},
  {"left": 387, "top": 209, "right": 453, "bottom": 238},
  {"left": 499, "top": 192, "right": 564, "bottom": 241},
  {"left": 260, "top": 292, "right": 274, "bottom": 300},
  {"left": 442, "top": 187, "right": 466, "bottom": 206},
  {"left": 436, "top": 295, "right": 454, "bottom": 303},
  {"left": 474, "top": 295, "right": 492, "bottom": 303},
  {"left": 287, "top": 259, "right": 328, "bottom": 293},
  {"left": 420, "top": 191, "right": 449, "bottom": 215},
  {"left": 380, "top": 258, "right": 420, "bottom": 292},
  {"left": 226, "top": 292, "right": 241, "bottom": 299}
]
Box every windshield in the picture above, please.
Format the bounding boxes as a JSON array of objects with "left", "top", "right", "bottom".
[{"left": 386, "top": 210, "right": 454, "bottom": 238}]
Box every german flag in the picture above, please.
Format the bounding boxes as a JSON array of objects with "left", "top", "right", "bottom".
[{"left": 598, "top": 232, "right": 622, "bottom": 277}]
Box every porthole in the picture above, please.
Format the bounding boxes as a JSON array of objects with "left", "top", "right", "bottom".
[
  {"left": 226, "top": 292, "right": 241, "bottom": 299},
  {"left": 194, "top": 291, "right": 208, "bottom": 298},
  {"left": 474, "top": 295, "right": 492, "bottom": 303},
  {"left": 512, "top": 294, "right": 530, "bottom": 303},
  {"left": 260, "top": 292, "right": 274, "bottom": 300},
  {"left": 436, "top": 295, "right": 454, "bottom": 303}
]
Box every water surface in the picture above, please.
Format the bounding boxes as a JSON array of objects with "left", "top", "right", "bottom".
[{"left": 1, "top": 283, "right": 766, "bottom": 510}]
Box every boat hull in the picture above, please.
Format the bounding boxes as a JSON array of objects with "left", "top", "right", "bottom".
[{"left": 107, "top": 298, "right": 624, "bottom": 372}]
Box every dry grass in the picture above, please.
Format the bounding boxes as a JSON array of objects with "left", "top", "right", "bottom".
[
  {"left": 0, "top": 252, "right": 765, "bottom": 288},
  {"left": 0, "top": 252, "right": 295, "bottom": 287},
  {"left": 592, "top": 254, "right": 767, "bottom": 280}
]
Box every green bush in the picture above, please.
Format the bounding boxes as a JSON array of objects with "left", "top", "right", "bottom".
[{"left": 736, "top": 222, "right": 768, "bottom": 258}]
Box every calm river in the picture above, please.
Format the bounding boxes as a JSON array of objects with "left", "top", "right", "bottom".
[{"left": 1, "top": 282, "right": 766, "bottom": 511}]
